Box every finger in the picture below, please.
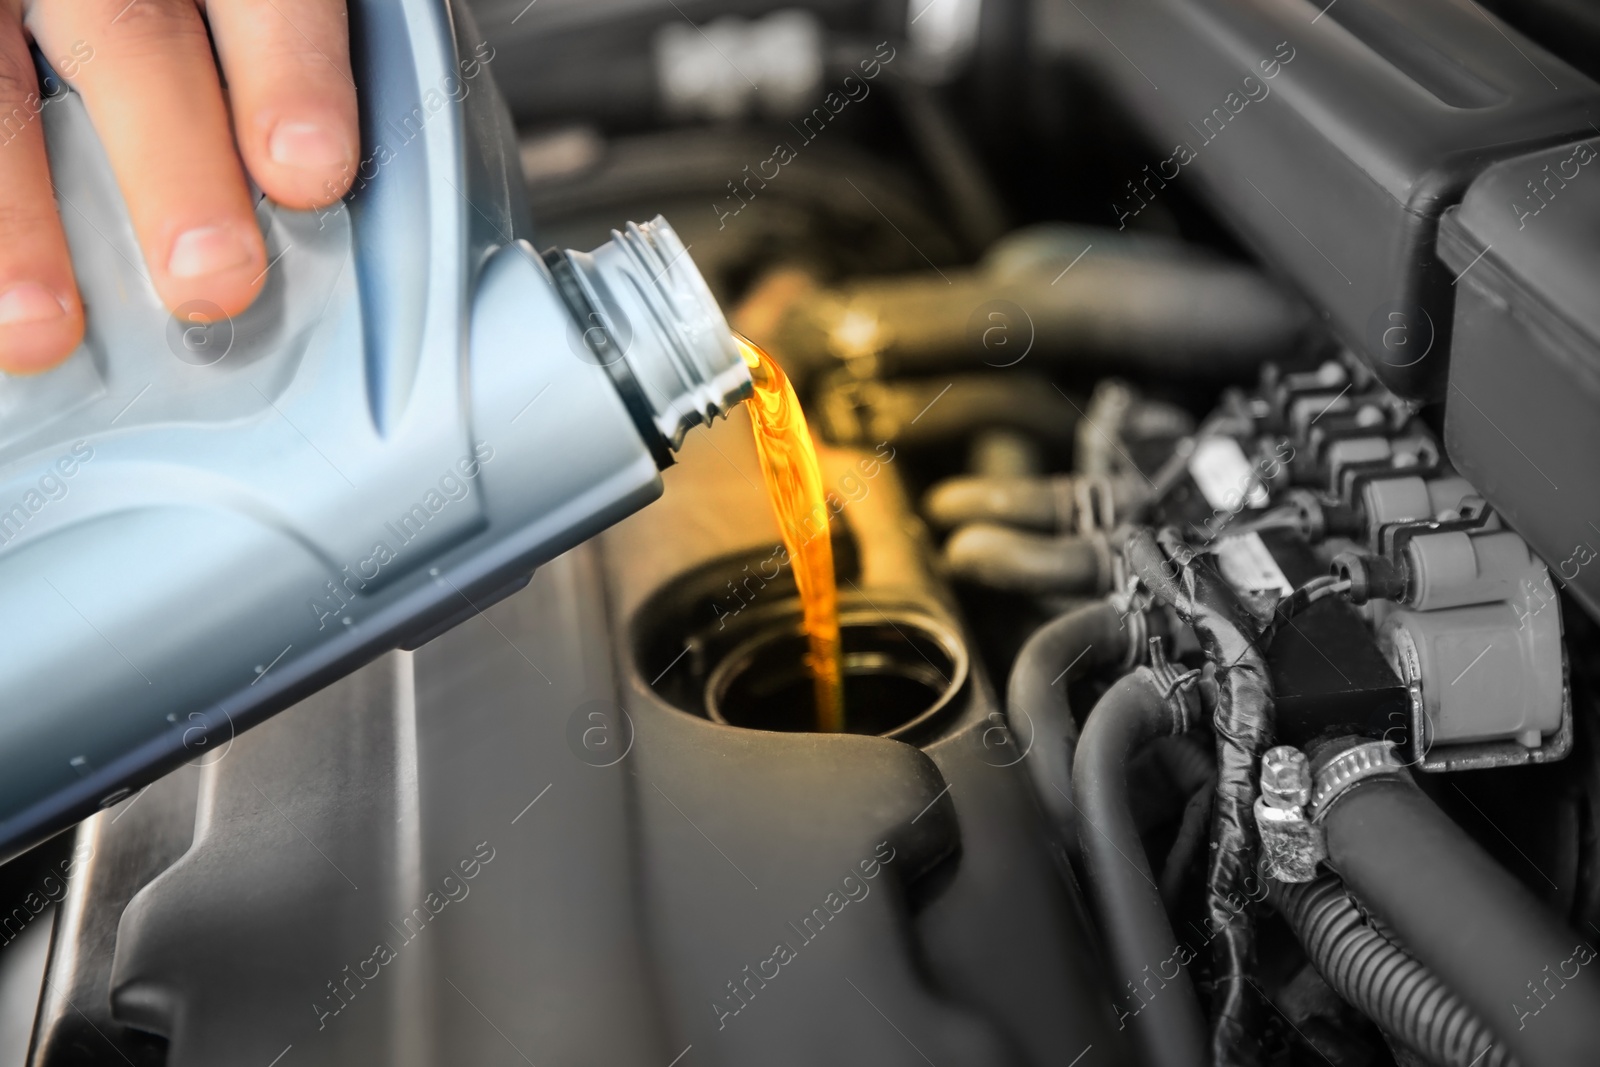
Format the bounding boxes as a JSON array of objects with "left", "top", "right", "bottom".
[
  {"left": 0, "top": 16, "right": 85, "bottom": 373},
  {"left": 206, "top": 0, "right": 357, "bottom": 210},
  {"left": 27, "top": 0, "right": 266, "bottom": 319}
]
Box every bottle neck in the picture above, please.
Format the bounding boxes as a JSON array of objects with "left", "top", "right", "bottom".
[{"left": 544, "top": 217, "right": 752, "bottom": 468}]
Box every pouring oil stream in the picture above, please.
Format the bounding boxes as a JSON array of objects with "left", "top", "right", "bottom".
[{"left": 734, "top": 333, "right": 845, "bottom": 732}]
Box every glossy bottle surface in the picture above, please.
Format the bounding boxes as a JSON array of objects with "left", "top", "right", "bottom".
[{"left": 0, "top": 0, "right": 748, "bottom": 860}]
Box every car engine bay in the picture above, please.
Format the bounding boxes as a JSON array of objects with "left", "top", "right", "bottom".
[{"left": 4, "top": 0, "right": 1600, "bottom": 1065}]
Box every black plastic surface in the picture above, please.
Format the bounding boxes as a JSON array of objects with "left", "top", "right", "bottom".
[
  {"left": 64, "top": 411, "right": 1126, "bottom": 1066},
  {"left": 1268, "top": 598, "right": 1409, "bottom": 747},
  {"left": 1048, "top": 0, "right": 1600, "bottom": 400},
  {"left": 1439, "top": 136, "right": 1600, "bottom": 622},
  {"left": 601, "top": 410, "right": 1127, "bottom": 1065},
  {"left": 469, "top": 0, "right": 897, "bottom": 129}
]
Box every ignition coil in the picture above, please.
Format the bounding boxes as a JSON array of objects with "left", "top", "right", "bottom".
[{"left": 1333, "top": 509, "right": 1568, "bottom": 771}]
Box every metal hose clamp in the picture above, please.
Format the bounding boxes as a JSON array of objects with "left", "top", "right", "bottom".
[
  {"left": 1108, "top": 574, "right": 1152, "bottom": 671},
  {"left": 1307, "top": 740, "right": 1407, "bottom": 822},
  {"left": 1146, "top": 637, "right": 1202, "bottom": 734}
]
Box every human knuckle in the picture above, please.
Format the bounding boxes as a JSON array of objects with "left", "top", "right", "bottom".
[
  {"left": 0, "top": 51, "right": 37, "bottom": 106},
  {"left": 0, "top": 200, "right": 58, "bottom": 245},
  {"left": 92, "top": 0, "right": 208, "bottom": 55},
  {"left": 256, "top": 45, "right": 346, "bottom": 85}
]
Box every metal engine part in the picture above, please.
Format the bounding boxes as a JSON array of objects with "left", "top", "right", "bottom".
[{"left": 4, "top": 3, "right": 1600, "bottom": 1067}]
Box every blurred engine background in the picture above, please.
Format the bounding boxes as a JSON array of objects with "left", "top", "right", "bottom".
[{"left": 6, "top": 1, "right": 1600, "bottom": 1065}]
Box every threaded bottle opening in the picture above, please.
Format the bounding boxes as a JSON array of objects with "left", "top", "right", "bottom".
[{"left": 547, "top": 216, "right": 752, "bottom": 465}]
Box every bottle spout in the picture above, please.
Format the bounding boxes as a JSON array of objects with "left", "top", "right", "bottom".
[{"left": 544, "top": 216, "right": 752, "bottom": 467}]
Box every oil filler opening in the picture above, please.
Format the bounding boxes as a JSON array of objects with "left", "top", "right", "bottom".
[{"left": 705, "top": 609, "right": 967, "bottom": 737}]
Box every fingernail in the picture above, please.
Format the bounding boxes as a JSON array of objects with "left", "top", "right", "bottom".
[
  {"left": 0, "top": 283, "right": 68, "bottom": 326},
  {"left": 269, "top": 121, "right": 352, "bottom": 169},
  {"left": 168, "top": 226, "right": 255, "bottom": 279}
]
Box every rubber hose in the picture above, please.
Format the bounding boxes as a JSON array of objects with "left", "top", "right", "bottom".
[
  {"left": 885, "top": 74, "right": 1009, "bottom": 254},
  {"left": 824, "top": 375, "right": 1083, "bottom": 450},
  {"left": 1273, "top": 873, "right": 1514, "bottom": 1067},
  {"left": 1006, "top": 601, "right": 1129, "bottom": 833},
  {"left": 1161, "top": 775, "right": 1215, "bottom": 912},
  {"left": 1156, "top": 731, "right": 1216, "bottom": 796},
  {"left": 1320, "top": 769, "right": 1600, "bottom": 1067},
  {"left": 925, "top": 475, "right": 1072, "bottom": 531},
  {"left": 1128, "top": 527, "right": 1273, "bottom": 1067},
  {"left": 1073, "top": 669, "right": 1209, "bottom": 1067},
  {"left": 943, "top": 524, "right": 1109, "bottom": 595},
  {"left": 783, "top": 243, "right": 1309, "bottom": 378},
  {"left": 967, "top": 430, "right": 1044, "bottom": 479},
  {"left": 922, "top": 473, "right": 1149, "bottom": 532}
]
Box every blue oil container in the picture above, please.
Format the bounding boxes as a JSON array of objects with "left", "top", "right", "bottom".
[{"left": 0, "top": 0, "right": 751, "bottom": 859}]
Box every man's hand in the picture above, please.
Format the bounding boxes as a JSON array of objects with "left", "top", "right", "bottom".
[{"left": 0, "top": 0, "right": 357, "bottom": 374}]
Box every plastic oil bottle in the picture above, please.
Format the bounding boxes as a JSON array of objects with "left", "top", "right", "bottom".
[{"left": 0, "top": 0, "right": 754, "bottom": 859}]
